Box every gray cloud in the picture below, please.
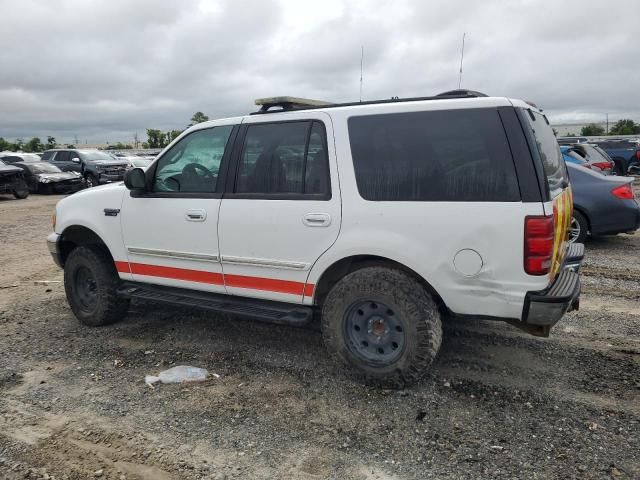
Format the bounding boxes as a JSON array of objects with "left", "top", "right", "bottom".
[{"left": 1, "top": 0, "right": 638, "bottom": 143}]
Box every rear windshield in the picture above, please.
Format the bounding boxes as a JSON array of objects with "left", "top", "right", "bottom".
[
  {"left": 519, "top": 109, "right": 567, "bottom": 197},
  {"left": 348, "top": 108, "right": 520, "bottom": 202}
]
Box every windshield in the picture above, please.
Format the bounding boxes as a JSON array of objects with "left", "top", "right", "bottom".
[
  {"left": 21, "top": 153, "right": 42, "bottom": 162},
  {"left": 28, "top": 163, "right": 63, "bottom": 174},
  {"left": 79, "top": 151, "right": 118, "bottom": 162}
]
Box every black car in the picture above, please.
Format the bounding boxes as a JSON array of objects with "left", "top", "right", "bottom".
[
  {"left": 567, "top": 162, "right": 640, "bottom": 243},
  {"left": 0, "top": 160, "right": 29, "bottom": 199},
  {"left": 41, "top": 149, "right": 131, "bottom": 188},
  {"left": 13, "top": 162, "right": 85, "bottom": 194}
]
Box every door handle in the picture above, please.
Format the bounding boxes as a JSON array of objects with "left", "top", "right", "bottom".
[
  {"left": 185, "top": 209, "right": 207, "bottom": 222},
  {"left": 303, "top": 213, "right": 331, "bottom": 227}
]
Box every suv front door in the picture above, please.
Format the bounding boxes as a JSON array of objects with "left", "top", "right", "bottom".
[
  {"left": 119, "top": 122, "right": 237, "bottom": 294},
  {"left": 218, "top": 113, "right": 341, "bottom": 303},
  {"left": 51, "top": 150, "right": 76, "bottom": 172}
]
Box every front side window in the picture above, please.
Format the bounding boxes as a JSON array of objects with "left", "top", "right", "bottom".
[
  {"left": 54, "top": 151, "right": 70, "bottom": 162},
  {"left": 348, "top": 108, "right": 520, "bottom": 201},
  {"left": 153, "top": 126, "right": 233, "bottom": 193},
  {"left": 235, "top": 120, "right": 330, "bottom": 196}
]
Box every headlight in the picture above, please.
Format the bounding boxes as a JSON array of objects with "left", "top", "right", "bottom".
[{"left": 40, "top": 178, "right": 52, "bottom": 183}]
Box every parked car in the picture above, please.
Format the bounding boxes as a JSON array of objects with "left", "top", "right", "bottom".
[
  {"left": 47, "top": 92, "right": 583, "bottom": 387},
  {"left": 561, "top": 144, "right": 614, "bottom": 175},
  {"left": 41, "top": 149, "right": 131, "bottom": 188},
  {"left": 0, "top": 153, "right": 43, "bottom": 164},
  {"left": 557, "top": 136, "right": 588, "bottom": 145},
  {"left": 12, "top": 161, "right": 84, "bottom": 194},
  {"left": 562, "top": 147, "right": 592, "bottom": 169},
  {"left": 0, "top": 160, "right": 29, "bottom": 199},
  {"left": 591, "top": 140, "right": 640, "bottom": 175},
  {"left": 567, "top": 162, "right": 640, "bottom": 243}
]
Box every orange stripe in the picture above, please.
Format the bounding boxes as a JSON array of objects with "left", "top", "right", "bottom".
[
  {"left": 115, "top": 261, "right": 313, "bottom": 297},
  {"left": 225, "top": 274, "right": 308, "bottom": 296}
]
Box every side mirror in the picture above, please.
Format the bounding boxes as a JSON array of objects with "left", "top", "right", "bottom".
[
  {"left": 124, "top": 168, "right": 146, "bottom": 191},
  {"left": 71, "top": 157, "right": 80, "bottom": 163}
]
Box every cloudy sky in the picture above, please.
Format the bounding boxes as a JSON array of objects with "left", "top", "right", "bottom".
[{"left": 1, "top": 0, "right": 639, "bottom": 144}]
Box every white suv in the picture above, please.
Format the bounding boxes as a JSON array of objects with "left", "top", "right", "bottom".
[{"left": 47, "top": 91, "right": 583, "bottom": 387}]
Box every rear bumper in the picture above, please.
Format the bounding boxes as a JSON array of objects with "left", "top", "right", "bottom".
[{"left": 522, "top": 242, "right": 584, "bottom": 327}]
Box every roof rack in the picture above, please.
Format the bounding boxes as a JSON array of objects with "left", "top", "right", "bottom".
[{"left": 251, "top": 90, "right": 489, "bottom": 114}]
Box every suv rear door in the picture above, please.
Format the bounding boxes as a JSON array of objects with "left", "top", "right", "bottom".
[
  {"left": 518, "top": 108, "right": 572, "bottom": 278},
  {"left": 217, "top": 112, "right": 340, "bottom": 304}
]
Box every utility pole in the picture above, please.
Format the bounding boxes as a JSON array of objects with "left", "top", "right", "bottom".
[
  {"left": 134, "top": 132, "right": 139, "bottom": 149},
  {"left": 458, "top": 33, "right": 466, "bottom": 89}
]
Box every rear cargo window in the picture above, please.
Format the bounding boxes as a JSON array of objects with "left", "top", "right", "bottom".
[
  {"left": 520, "top": 109, "right": 567, "bottom": 197},
  {"left": 347, "top": 108, "right": 519, "bottom": 202}
]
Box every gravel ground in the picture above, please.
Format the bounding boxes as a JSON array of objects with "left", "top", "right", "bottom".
[{"left": 0, "top": 190, "right": 639, "bottom": 480}]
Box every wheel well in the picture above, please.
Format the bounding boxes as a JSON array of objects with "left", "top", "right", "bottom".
[
  {"left": 313, "top": 255, "right": 447, "bottom": 313},
  {"left": 59, "top": 225, "right": 113, "bottom": 266},
  {"left": 572, "top": 205, "right": 590, "bottom": 231}
]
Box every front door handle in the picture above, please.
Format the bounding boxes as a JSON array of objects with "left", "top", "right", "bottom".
[
  {"left": 303, "top": 213, "right": 331, "bottom": 227},
  {"left": 185, "top": 209, "right": 207, "bottom": 222}
]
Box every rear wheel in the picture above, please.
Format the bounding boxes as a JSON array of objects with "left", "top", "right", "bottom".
[
  {"left": 569, "top": 210, "right": 588, "bottom": 244},
  {"left": 321, "top": 267, "right": 442, "bottom": 388},
  {"left": 64, "top": 246, "right": 129, "bottom": 326},
  {"left": 13, "top": 179, "right": 29, "bottom": 199}
]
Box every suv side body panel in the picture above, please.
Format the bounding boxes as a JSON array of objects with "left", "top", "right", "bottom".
[{"left": 306, "top": 101, "right": 550, "bottom": 319}]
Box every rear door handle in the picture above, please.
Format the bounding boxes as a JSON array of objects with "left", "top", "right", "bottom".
[
  {"left": 303, "top": 213, "right": 331, "bottom": 227},
  {"left": 185, "top": 209, "right": 207, "bottom": 222}
]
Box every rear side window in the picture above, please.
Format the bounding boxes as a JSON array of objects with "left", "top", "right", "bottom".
[
  {"left": 348, "top": 108, "right": 519, "bottom": 201},
  {"left": 519, "top": 109, "right": 567, "bottom": 197},
  {"left": 54, "top": 151, "right": 70, "bottom": 162},
  {"left": 41, "top": 151, "right": 54, "bottom": 161},
  {"left": 235, "top": 120, "right": 330, "bottom": 197}
]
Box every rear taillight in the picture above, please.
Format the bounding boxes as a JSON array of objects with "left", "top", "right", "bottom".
[
  {"left": 635, "top": 149, "right": 640, "bottom": 161},
  {"left": 611, "top": 184, "right": 634, "bottom": 200},
  {"left": 592, "top": 162, "right": 611, "bottom": 171},
  {"left": 524, "top": 215, "right": 555, "bottom": 276}
]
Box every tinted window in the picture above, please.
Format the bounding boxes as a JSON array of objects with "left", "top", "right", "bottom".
[
  {"left": 27, "top": 163, "right": 63, "bottom": 174},
  {"left": 54, "top": 151, "right": 70, "bottom": 162},
  {"left": 348, "top": 109, "right": 519, "bottom": 201},
  {"left": 235, "top": 121, "right": 330, "bottom": 196},
  {"left": 153, "top": 126, "right": 233, "bottom": 193},
  {"left": 1, "top": 156, "right": 22, "bottom": 163},
  {"left": 520, "top": 110, "right": 567, "bottom": 196},
  {"left": 41, "top": 151, "right": 54, "bottom": 161}
]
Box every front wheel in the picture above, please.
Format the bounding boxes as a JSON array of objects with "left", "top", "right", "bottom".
[
  {"left": 85, "top": 174, "right": 99, "bottom": 188},
  {"left": 13, "top": 179, "right": 29, "bottom": 199},
  {"left": 321, "top": 267, "right": 442, "bottom": 388},
  {"left": 64, "top": 246, "right": 129, "bottom": 326}
]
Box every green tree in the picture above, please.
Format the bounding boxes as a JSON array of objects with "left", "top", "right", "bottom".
[
  {"left": 24, "top": 137, "right": 44, "bottom": 153},
  {"left": 566, "top": 132, "right": 576, "bottom": 137},
  {"left": 166, "top": 129, "right": 182, "bottom": 143},
  {"left": 46, "top": 136, "right": 56, "bottom": 148},
  {"left": 146, "top": 129, "right": 167, "bottom": 148},
  {"left": 141, "top": 142, "right": 149, "bottom": 149},
  {"left": 0, "top": 137, "right": 10, "bottom": 151},
  {"left": 15, "top": 138, "right": 24, "bottom": 151},
  {"left": 580, "top": 124, "right": 605, "bottom": 136},
  {"left": 190, "top": 111, "right": 209, "bottom": 125},
  {"left": 66, "top": 144, "right": 76, "bottom": 148},
  {"left": 609, "top": 119, "right": 640, "bottom": 136}
]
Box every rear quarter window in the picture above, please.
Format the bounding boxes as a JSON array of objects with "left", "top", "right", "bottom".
[
  {"left": 348, "top": 108, "right": 520, "bottom": 202},
  {"left": 519, "top": 109, "right": 567, "bottom": 197}
]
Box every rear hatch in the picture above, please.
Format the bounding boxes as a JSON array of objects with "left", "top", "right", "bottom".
[{"left": 518, "top": 108, "right": 572, "bottom": 279}]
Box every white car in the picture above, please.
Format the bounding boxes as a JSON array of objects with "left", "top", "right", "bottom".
[{"left": 47, "top": 91, "right": 583, "bottom": 387}]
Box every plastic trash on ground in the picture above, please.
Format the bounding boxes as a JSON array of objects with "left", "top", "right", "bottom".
[{"left": 145, "top": 365, "right": 208, "bottom": 387}]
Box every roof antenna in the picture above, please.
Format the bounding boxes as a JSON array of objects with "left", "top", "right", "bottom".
[
  {"left": 359, "top": 45, "right": 364, "bottom": 102},
  {"left": 458, "top": 32, "right": 466, "bottom": 89}
]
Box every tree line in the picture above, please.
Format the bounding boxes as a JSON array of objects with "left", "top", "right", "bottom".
[
  {"left": 0, "top": 111, "right": 210, "bottom": 152},
  {"left": 566, "top": 119, "right": 640, "bottom": 137}
]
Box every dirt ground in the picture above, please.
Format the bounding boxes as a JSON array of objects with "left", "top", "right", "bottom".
[{"left": 0, "top": 192, "right": 639, "bottom": 480}]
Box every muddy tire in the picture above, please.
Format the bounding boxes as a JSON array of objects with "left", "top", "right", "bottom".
[
  {"left": 85, "top": 174, "right": 99, "bottom": 188},
  {"left": 64, "top": 246, "right": 129, "bottom": 326},
  {"left": 321, "top": 267, "right": 442, "bottom": 388},
  {"left": 13, "top": 179, "right": 29, "bottom": 199},
  {"left": 570, "top": 210, "right": 589, "bottom": 244}
]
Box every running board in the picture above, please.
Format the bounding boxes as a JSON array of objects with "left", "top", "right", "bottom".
[{"left": 117, "top": 282, "right": 313, "bottom": 327}]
